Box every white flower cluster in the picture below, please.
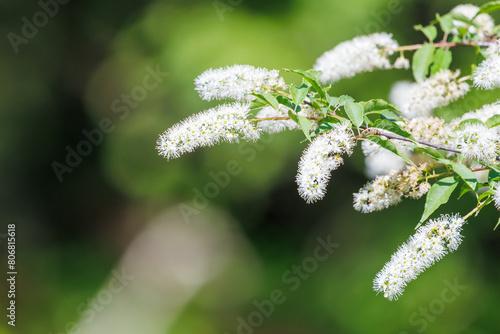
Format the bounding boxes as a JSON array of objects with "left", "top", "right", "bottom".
[
  {"left": 353, "top": 164, "right": 430, "bottom": 213},
  {"left": 403, "top": 117, "right": 453, "bottom": 147},
  {"left": 473, "top": 54, "right": 500, "bottom": 90},
  {"left": 156, "top": 103, "right": 260, "bottom": 160},
  {"left": 493, "top": 183, "right": 500, "bottom": 210},
  {"left": 296, "top": 123, "right": 355, "bottom": 203},
  {"left": 399, "top": 70, "right": 469, "bottom": 119},
  {"left": 364, "top": 151, "right": 407, "bottom": 179},
  {"left": 194, "top": 65, "right": 286, "bottom": 101},
  {"left": 314, "top": 33, "right": 398, "bottom": 84},
  {"left": 373, "top": 214, "right": 466, "bottom": 301},
  {"left": 451, "top": 4, "right": 494, "bottom": 40},
  {"left": 455, "top": 123, "right": 499, "bottom": 163}
]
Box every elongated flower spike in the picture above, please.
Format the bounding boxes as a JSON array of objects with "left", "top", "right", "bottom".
[
  {"left": 194, "top": 64, "right": 286, "bottom": 101},
  {"left": 314, "top": 32, "right": 399, "bottom": 84},
  {"left": 374, "top": 214, "right": 466, "bottom": 300},
  {"left": 156, "top": 103, "right": 260, "bottom": 160},
  {"left": 296, "top": 123, "right": 355, "bottom": 203}
]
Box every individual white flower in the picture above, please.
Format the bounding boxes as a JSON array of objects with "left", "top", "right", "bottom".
[
  {"left": 296, "top": 123, "right": 355, "bottom": 203},
  {"left": 451, "top": 101, "right": 500, "bottom": 127},
  {"left": 353, "top": 164, "right": 429, "bottom": 213},
  {"left": 156, "top": 103, "right": 260, "bottom": 160},
  {"left": 393, "top": 57, "right": 410, "bottom": 70},
  {"left": 399, "top": 70, "right": 469, "bottom": 119},
  {"left": 450, "top": 4, "right": 494, "bottom": 40},
  {"left": 493, "top": 183, "right": 500, "bottom": 210},
  {"left": 374, "top": 214, "right": 466, "bottom": 300},
  {"left": 472, "top": 54, "right": 500, "bottom": 90},
  {"left": 194, "top": 65, "right": 286, "bottom": 101},
  {"left": 454, "top": 123, "right": 499, "bottom": 162},
  {"left": 314, "top": 33, "right": 398, "bottom": 84}
]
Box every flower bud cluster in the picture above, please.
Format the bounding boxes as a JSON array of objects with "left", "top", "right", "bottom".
[
  {"left": 373, "top": 214, "right": 466, "bottom": 300},
  {"left": 353, "top": 164, "right": 430, "bottom": 213},
  {"left": 403, "top": 117, "right": 453, "bottom": 147},
  {"left": 450, "top": 4, "right": 494, "bottom": 40}
]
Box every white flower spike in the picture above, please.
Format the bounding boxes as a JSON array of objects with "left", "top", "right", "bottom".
[{"left": 374, "top": 214, "right": 466, "bottom": 301}]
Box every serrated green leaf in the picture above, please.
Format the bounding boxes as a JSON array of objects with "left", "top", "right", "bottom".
[
  {"left": 485, "top": 115, "right": 500, "bottom": 128},
  {"left": 412, "top": 43, "right": 436, "bottom": 82},
  {"left": 478, "top": 189, "right": 494, "bottom": 201},
  {"left": 430, "top": 47, "right": 452, "bottom": 75},
  {"left": 254, "top": 93, "right": 279, "bottom": 110},
  {"left": 415, "top": 146, "right": 444, "bottom": 159},
  {"left": 366, "top": 135, "right": 416, "bottom": 167},
  {"left": 458, "top": 118, "right": 484, "bottom": 128},
  {"left": 289, "top": 84, "right": 308, "bottom": 106},
  {"left": 437, "top": 13, "right": 454, "bottom": 35},
  {"left": 419, "top": 176, "right": 459, "bottom": 225},
  {"left": 344, "top": 101, "right": 364, "bottom": 127},
  {"left": 297, "top": 115, "right": 313, "bottom": 141},
  {"left": 458, "top": 182, "right": 473, "bottom": 199},
  {"left": 438, "top": 159, "right": 479, "bottom": 192},
  {"left": 488, "top": 168, "right": 500, "bottom": 183},
  {"left": 372, "top": 119, "right": 416, "bottom": 141},
  {"left": 380, "top": 109, "right": 405, "bottom": 122},
  {"left": 288, "top": 109, "right": 298, "bottom": 123},
  {"left": 475, "top": 1, "right": 500, "bottom": 17},
  {"left": 414, "top": 24, "right": 438, "bottom": 41},
  {"left": 328, "top": 95, "right": 340, "bottom": 107},
  {"left": 360, "top": 99, "right": 399, "bottom": 112},
  {"left": 339, "top": 95, "right": 354, "bottom": 106},
  {"left": 284, "top": 69, "right": 325, "bottom": 100}
]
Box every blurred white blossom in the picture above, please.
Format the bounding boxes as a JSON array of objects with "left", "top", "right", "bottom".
[{"left": 314, "top": 33, "right": 398, "bottom": 84}]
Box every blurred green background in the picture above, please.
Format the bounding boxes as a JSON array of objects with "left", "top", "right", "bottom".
[{"left": 1, "top": 0, "right": 499, "bottom": 333}]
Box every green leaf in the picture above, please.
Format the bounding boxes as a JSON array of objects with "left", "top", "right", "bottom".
[
  {"left": 414, "top": 24, "right": 438, "bottom": 41},
  {"left": 284, "top": 69, "right": 325, "bottom": 100},
  {"left": 372, "top": 119, "right": 416, "bottom": 142},
  {"left": 485, "top": 115, "right": 500, "bottom": 128},
  {"left": 437, "top": 159, "right": 479, "bottom": 192},
  {"left": 344, "top": 101, "right": 364, "bottom": 127},
  {"left": 458, "top": 118, "right": 484, "bottom": 128},
  {"left": 366, "top": 135, "right": 416, "bottom": 167},
  {"left": 289, "top": 84, "right": 308, "bottom": 106},
  {"left": 458, "top": 182, "right": 473, "bottom": 199},
  {"left": 328, "top": 95, "right": 340, "bottom": 107},
  {"left": 276, "top": 95, "right": 296, "bottom": 110},
  {"left": 297, "top": 115, "right": 313, "bottom": 141},
  {"left": 430, "top": 47, "right": 452, "bottom": 75},
  {"left": 360, "top": 99, "right": 399, "bottom": 113},
  {"left": 254, "top": 93, "right": 279, "bottom": 110},
  {"left": 380, "top": 110, "right": 405, "bottom": 122},
  {"left": 475, "top": 1, "right": 500, "bottom": 17},
  {"left": 414, "top": 146, "right": 444, "bottom": 159},
  {"left": 488, "top": 168, "right": 500, "bottom": 183},
  {"left": 412, "top": 43, "right": 436, "bottom": 82},
  {"left": 478, "top": 189, "right": 494, "bottom": 201},
  {"left": 288, "top": 109, "right": 298, "bottom": 123},
  {"left": 436, "top": 13, "right": 454, "bottom": 35},
  {"left": 419, "top": 176, "right": 459, "bottom": 225},
  {"left": 339, "top": 95, "right": 354, "bottom": 106}
]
